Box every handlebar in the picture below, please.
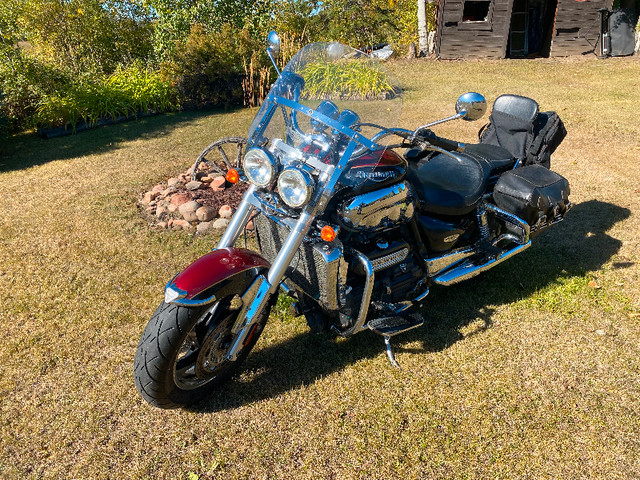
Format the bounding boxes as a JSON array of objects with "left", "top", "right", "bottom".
[{"left": 414, "top": 128, "right": 465, "bottom": 153}]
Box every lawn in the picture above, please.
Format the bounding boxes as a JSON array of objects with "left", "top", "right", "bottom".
[{"left": 1, "top": 56, "right": 639, "bottom": 479}]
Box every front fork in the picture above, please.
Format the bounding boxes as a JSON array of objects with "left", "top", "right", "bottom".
[{"left": 218, "top": 185, "right": 316, "bottom": 361}]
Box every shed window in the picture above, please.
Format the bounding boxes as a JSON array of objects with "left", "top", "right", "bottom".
[{"left": 462, "top": 1, "right": 491, "bottom": 22}]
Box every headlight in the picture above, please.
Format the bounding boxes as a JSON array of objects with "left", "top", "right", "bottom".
[
  {"left": 277, "top": 168, "right": 315, "bottom": 208},
  {"left": 242, "top": 148, "right": 276, "bottom": 186}
]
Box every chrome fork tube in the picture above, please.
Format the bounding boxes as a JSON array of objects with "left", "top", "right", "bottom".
[
  {"left": 225, "top": 209, "right": 316, "bottom": 361},
  {"left": 266, "top": 210, "right": 314, "bottom": 286},
  {"left": 217, "top": 184, "right": 257, "bottom": 249}
]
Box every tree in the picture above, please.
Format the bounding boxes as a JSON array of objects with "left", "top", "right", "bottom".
[{"left": 417, "top": 0, "right": 428, "bottom": 55}]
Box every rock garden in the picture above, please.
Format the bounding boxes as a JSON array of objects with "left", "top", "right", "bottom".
[{"left": 139, "top": 162, "right": 249, "bottom": 234}]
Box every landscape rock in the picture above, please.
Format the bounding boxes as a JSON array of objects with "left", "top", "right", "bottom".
[
  {"left": 151, "top": 184, "right": 165, "bottom": 194},
  {"left": 185, "top": 180, "right": 203, "bottom": 191},
  {"left": 156, "top": 205, "right": 167, "bottom": 218},
  {"left": 170, "top": 192, "right": 191, "bottom": 206},
  {"left": 157, "top": 221, "right": 168, "bottom": 229},
  {"left": 212, "top": 218, "right": 230, "bottom": 230},
  {"left": 196, "top": 221, "right": 211, "bottom": 234},
  {"left": 179, "top": 200, "right": 201, "bottom": 216},
  {"left": 210, "top": 176, "right": 226, "bottom": 191},
  {"left": 196, "top": 206, "right": 216, "bottom": 222},
  {"left": 179, "top": 201, "right": 202, "bottom": 222},
  {"left": 182, "top": 210, "right": 199, "bottom": 222},
  {"left": 245, "top": 220, "right": 254, "bottom": 231},
  {"left": 173, "top": 219, "right": 191, "bottom": 230},
  {"left": 161, "top": 187, "right": 175, "bottom": 197},
  {"left": 219, "top": 205, "right": 233, "bottom": 219},
  {"left": 167, "top": 203, "right": 178, "bottom": 214},
  {"left": 142, "top": 191, "right": 159, "bottom": 204},
  {"left": 167, "top": 177, "right": 180, "bottom": 188}
]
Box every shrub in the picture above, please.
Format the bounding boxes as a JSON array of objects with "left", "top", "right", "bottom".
[
  {"left": 0, "top": 49, "right": 73, "bottom": 131},
  {"left": 163, "top": 23, "right": 262, "bottom": 108}
]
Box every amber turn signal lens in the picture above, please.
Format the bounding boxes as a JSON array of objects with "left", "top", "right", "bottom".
[
  {"left": 320, "top": 225, "right": 336, "bottom": 242},
  {"left": 226, "top": 168, "right": 240, "bottom": 184}
]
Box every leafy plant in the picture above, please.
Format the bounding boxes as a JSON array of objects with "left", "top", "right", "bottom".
[
  {"left": 299, "top": 60, "right": 396, "bottom": 100},
  {"left": 35, "top": 64, "right": 177, "bottom": 129}
]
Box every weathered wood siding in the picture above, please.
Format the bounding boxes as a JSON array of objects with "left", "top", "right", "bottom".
[
  {"left": 437, "top": 0, "right": 513, "bottom": 58},
  {"left": 550, "top": 0, "right": 612, "bottom": 56}
]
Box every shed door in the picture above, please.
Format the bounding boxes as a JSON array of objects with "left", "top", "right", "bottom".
[{"left": 508, "top": 0, "right": 558, "bottom": 57}]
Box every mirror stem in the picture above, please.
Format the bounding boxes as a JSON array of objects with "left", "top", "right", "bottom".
[
  {"left": 414, "top": 112, "right": 464, "bottom": 133},
  {"left": 267, "top": 50, "right": 281, "bottom": 75}
]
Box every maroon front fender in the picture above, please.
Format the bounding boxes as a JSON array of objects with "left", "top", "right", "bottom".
[{"left": 164, "top": 248, "right": 270, "bottom": 306}]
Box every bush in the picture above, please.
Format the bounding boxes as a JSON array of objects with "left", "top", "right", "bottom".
[
  {"left": 0, "top": 49, "right": 73, "bottom": 131},
  {"left": 163, "top": 23, "right": 263, "bottom": 108}
]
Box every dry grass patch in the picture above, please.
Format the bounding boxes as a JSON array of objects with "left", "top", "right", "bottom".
[{"left": 1, "top": 57, "right": 640, "bottom": 479}]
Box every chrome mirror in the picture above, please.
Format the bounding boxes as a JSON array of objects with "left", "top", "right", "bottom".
[
  {"left": 267, "top": 31, "right": 281, "bottom": 59},
  {"left": 455, "top": 92, "right": 487, "bottom": 121},
  {"left": 266, "top": 31, "right": 281, "bottom": 75}
]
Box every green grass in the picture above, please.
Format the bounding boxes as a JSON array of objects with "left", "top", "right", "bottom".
[{"left": 1, "top": 56, "right": 640, "bottom": 479}]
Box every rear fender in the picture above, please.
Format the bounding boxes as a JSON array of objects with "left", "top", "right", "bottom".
[{"left": 164, "top": 248, "right": 271, "bottom": 307}]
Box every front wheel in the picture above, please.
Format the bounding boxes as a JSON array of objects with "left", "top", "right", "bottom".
[{"left": 134, "top": 290, "right": 273, "bottom": 409}]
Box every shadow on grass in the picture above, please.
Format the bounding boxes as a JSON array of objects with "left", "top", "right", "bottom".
[
  {"left": 190, "top": 199, "right": 630, "bottom": 413},
  {"left": 0, "top": 108, "right": 240, "bottom": 173}
]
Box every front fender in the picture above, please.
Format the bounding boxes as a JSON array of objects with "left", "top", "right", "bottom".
[{"left": 164, "top": 248, "right": 270, "bottom": 306}]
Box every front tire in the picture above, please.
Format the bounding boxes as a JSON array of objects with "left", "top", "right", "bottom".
[{"left": 134, "top": 291, "right": 273, "bottom": 409}]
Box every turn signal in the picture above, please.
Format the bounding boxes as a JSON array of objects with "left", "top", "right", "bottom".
[
  {"left": 320, "top": 225, "right": 337, "bottom": 242},
  {"left": 226, "top": 168, "right": 240, "bottom": 184}
]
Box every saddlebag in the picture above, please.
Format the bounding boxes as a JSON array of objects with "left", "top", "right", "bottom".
[{"left": 493, "top": 165, "right": 570, "bottom": 235}]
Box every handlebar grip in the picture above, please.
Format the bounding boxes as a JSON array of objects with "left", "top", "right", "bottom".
[{"left": 417, "top": 128, "right": 463, "bottom": 152}]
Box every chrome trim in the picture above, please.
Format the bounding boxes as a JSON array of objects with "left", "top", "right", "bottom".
[
  {"left": 339, "top": 182, "right": 416, "bottom": 232},
  {"left": 226, "top": 275, "right": 272, "bottom": 361},
  {"left": 218, "top": 184, "right": 258, "bottom": 249},
  {"left": 485, "top": 203, "right": 530, "bottom": 244},
  {"left": 164, "top": 281, "right": 186, "bottom": 303},
  {"left": 337, "top": 249, "right": 374, "bottom": 337},
  {"left": 370, "top": 248, "right": 409, "bottom": 272},
  {"left": 425, "top": 246, "right": 476, "bottom": 276},
  {"left": 433, "top": 241, "right": 531, "bottom": 286}
]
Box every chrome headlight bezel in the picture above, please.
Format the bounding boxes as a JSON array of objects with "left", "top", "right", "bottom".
[
  {"left": 277, "top": 167, "right": 315, "bottom": 208},
  {"left": 242, "top": 147, "right": 277, "bottom": 187}
]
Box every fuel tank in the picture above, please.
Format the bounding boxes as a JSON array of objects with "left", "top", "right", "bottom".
[{"left": 340, "top": 149, "right": 407, "bottom": 196}]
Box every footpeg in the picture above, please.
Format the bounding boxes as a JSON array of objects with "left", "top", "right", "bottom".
[
  {"left": 368, "top": 314, "right": 423, "bottom": 368},
  {"left": 368, "top": 313, "right": 424, "bottom": 337}
]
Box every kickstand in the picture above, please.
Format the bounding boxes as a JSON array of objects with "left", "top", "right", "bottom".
[{"left": 384, "top": 336, "right": 401, "bottom": 369}]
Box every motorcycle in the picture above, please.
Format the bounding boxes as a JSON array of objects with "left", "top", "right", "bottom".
[{"left": 134, "top": 32, "right": 571, "bottom": 409}]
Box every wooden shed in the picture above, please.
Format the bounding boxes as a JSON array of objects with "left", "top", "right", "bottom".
[{"left": 436, "top": 0, "right": 613, "bottom": 58}]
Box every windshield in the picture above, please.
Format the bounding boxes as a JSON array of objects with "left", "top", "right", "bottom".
[{"left": 247, "top": 42, "right": 403, "bottom": 163}]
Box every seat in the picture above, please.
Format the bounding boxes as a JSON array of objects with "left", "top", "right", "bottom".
[
  {"left": 408, "top": 152, "right": 491, "bottom": 216},
  {"left": 479, "top": 94, "right": 540, "bottom": 160},
  {"left": 464, "top": 143, "right": 515, "bottom": 173}
]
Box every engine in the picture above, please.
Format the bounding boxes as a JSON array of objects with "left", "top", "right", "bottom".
[{"left": 337, "top": 231, "right": 426, "bottom": 327}]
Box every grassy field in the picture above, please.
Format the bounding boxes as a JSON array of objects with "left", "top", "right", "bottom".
[{"left": 1, "top": 56, "right": 639, "bottom": 479}]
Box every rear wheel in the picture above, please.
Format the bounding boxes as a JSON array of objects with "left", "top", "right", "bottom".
[{"left": 134, "top": 288, "right": 273, "bottom": 409}]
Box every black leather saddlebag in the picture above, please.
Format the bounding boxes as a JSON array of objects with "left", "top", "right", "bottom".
[{"left": 493, "top": 165, "right": 570, "bottom": 233}]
